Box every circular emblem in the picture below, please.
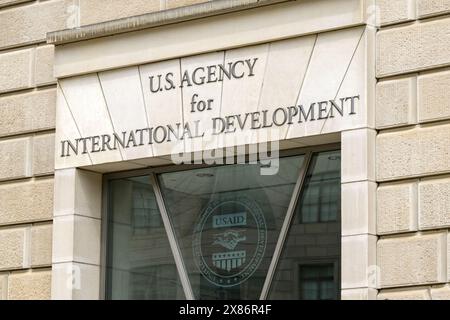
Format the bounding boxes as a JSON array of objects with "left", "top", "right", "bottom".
[{"left": 193, "top": 197, "right": 267, "bottom": 287}]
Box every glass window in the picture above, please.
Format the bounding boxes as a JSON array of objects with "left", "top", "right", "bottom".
[
  {"left": 297, "top": 152, "right": 341, "bottom": 224},
  {"left": 129, "top": 264, "right": 179, "bottom": 299},
  {"left": 158, "top": 156, "right": 305, "bottom": 299},
  {"left": 268, "top": 150, "right": 341, "bottom": 300},
  {"left": 107, "top": 176, "right": 184, "bottom": 300},
  {"left": 299, "top": 264, "right": 337, "bottom": 300},
  {"left": 131, "top": 183, "right": 162, "bottom": 235},
  {"left": 106, "top": 149, "right": 341, "bottom": 300}
]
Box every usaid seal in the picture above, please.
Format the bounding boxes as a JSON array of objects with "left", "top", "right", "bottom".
[{"left": 193, "top": 197, "right": 267, "bottom": 287}]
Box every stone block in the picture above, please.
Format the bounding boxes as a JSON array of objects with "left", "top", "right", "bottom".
[
  {"left": 0, "top": 179, "right": 54, "bottom": 225},
  {"left": 378, "top": 233, "right": 447, "bottom": 287}
]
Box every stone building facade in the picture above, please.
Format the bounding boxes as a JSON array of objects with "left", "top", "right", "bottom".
[{"left": 0, "top": 0, "right": 448, "bottom": 300}]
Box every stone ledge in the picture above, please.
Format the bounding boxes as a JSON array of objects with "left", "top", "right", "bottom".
[
  {"left": 47, "top": 0, "right": 289, "bottom": 45},
  {"left": 0, "top": 0, "right": 29, "bottom": 9},
  {"left": 378, "top": 287, "right": 431, "bottom": 300}
]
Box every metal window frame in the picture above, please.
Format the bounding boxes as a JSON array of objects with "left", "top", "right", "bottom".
[
  {"left": 259, "top": 151, "right": 312, "bottom": 299},
  {"left": 101, "top": 143, "right": 340, "bottom": 300},
  {"left": 150, "top": 173, "right": 195, "bottom": 299}
]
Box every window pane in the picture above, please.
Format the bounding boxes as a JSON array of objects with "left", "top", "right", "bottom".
[
  {"left": 107, "top": 176, "right": 184, "bottom": 300},
  {"left": 298, "top": 151, "right": 341, "bottom": 223},
  {"left": 268, "top": 150, "right": 341, "bottom": 300},
  {"left": 158, "top": 156, "right": 305, "bottom": 299},
  {"left": 299, "top": 264, "right": 335, "bottom": 300},
  {"left": 320, "top": 280, "right": 335, "bottom": 300},
  {"left": 301, "top": 280, "right": 319, "bottom": 300}
]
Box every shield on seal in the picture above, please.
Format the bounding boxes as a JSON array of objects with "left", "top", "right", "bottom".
[{"left": 212, "top": 250, "right": 246, "bottom": 272}]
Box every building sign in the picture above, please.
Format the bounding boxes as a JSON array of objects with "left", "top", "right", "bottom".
[
  {"left": 58, "top": 94, "right": 359, "bottom": 158},
  {"left": 192, "top": 198, "right": 267, "bottom": 287},
  {"left": 55, "top": 26, "right": 369, "bottom": 169},
  {"left": 149, "top": 58, "right": 259, "bottom": 93}
]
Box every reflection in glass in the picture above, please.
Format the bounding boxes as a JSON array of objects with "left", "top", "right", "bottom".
[
  {"left": 298, "top": 151, "right": 341, "bottom": 223},
  {"left": 268, "top": 150, "right": 341, "bottom": 300},
  {"left": 106, "top": 150, "right": 341, "bottom": 300},
  {"left": 158, "top": 156, "right": 305, "bottom": 299},
  {"left": 299, "top": 264, "right": 336, "bottom": 300},
  {"left": 107, "top": 176, "right": 184, "bottom": 299}
]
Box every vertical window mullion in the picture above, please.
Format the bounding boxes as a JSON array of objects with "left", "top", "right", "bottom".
[
  {"left": 149, "top": 173, "right": 195, "bottom": 300},
  {"left": 259, "top": 151, "right": 313, "bottom": 300}
]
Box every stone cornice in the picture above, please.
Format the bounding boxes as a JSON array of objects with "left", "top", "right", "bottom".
[{"left": 47, "top": 0, "right": 290, "bottom": 45}]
